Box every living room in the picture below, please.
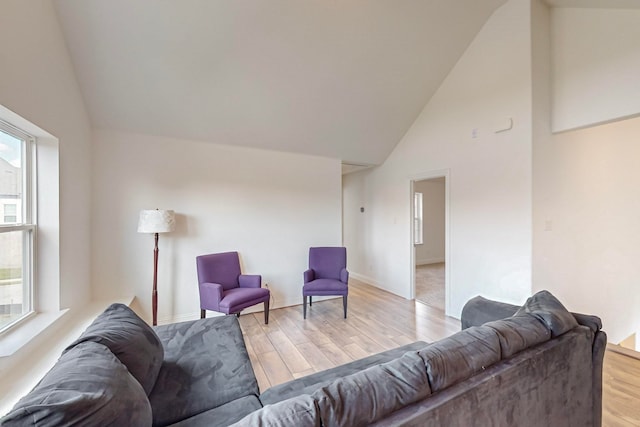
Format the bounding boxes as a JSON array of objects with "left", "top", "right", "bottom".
[{"left": 1, "top": 0, "right": 639, "bottom": 424}]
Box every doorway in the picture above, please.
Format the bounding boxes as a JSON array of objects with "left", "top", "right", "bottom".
[{"left": 412, "top": 175, "right": 448, "bottom": 312}]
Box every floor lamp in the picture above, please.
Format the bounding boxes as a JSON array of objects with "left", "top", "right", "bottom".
[{"left": 138, "top": 209, "right": 175, "bottom": 326}]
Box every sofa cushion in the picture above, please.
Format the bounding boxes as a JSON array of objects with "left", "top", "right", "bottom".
[
  {"left": 260, "top": 341, "right": 428, "bottom": 405},
  {"left": 311, "top": 351, "right": 430, "bottom": 427},
  {"left": 166, "top": 395, "right": 262, "bottom": 427},
  {"left": 418, "top": 325, "right": 501, "bottom": 392},
  {"left": 66, "top": 303, "right": 164, "bottom": 395},
  {"left": 229, "top": 395, "right": 319, "bottom": 427},
  {"left": 514, "top": 290, "right": 578, "bottom": 337},
  {"left": 484, "top": 314, "right": 551, "bottom": 358},
  {"left": 149, "top": 315, "right": 259, "bottom": 426},
  {"left": 1, "top": 341, "right": 152, "bottom": 426}
]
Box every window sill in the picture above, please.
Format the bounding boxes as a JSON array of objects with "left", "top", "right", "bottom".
[
  {"left": 0, "top": 310, "right": 69, "bottom": 358},
  {"left": 0, "top": 297, "right": 133, "bottom": 417}
]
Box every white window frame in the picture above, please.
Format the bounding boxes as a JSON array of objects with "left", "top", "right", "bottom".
[
  {"left": 0, "top": 119, "right": 36, "bottom": 334},
  {"left": 414, "top": 191, "right": 423, "bottom": 245}
]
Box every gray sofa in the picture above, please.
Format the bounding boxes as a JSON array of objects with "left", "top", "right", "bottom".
[
  {"left": 0, "top": 304, "right": 261, "bottom": 426},
  {"left": 233, "top": 290, "right": 606, "bottom": 427},
  {"left": 1, "top": 290, "right": 605, "bottom": 427}
]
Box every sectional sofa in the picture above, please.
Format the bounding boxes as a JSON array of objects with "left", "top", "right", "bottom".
[{"left": 0, "top": 291, "right": 605, "bottom": 426}]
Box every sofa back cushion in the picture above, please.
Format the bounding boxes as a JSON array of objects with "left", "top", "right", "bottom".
[
  {"left": 260, "top": 341, "right": 428, "bottom": 406},
  {"left": 229, "top": 395, "right": 320, "bottom": 427},
  {"left": 418, "top": 325, "right": 501, "bottom": 392},
  {"left": 311, "top": 351, "right": 430, "bottom": 427},
  {"left": 1, "top": 341, "right": 152, "bottom": 426},
  {"left": 514, "top": 290, "right": 578, "bottom": 337},
  {"left": 368, "top": 328, "right": 596, "bottom": 427},
  {"left": 484, "top": 314, "right": 551, "bottom": 358},
  {"left": 66, "top": 303, "right": 163, "bottom": 395}
]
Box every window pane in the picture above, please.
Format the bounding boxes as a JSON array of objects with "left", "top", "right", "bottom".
[
  {"left": 4, "top": 203, "right": 17, "bottom": 223},
  {"left": 0, "top": 230, "right": 28, "bottom": 330},
  {"left": 0, "top": 129, "right": 23, "bottom": 225},
  {"left": 414, "top": 192, "right": 423, "bottom": 245}
]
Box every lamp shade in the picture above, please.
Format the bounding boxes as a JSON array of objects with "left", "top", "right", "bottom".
[{"left": 137, "top": 209, "right": 176, "bottom": 233}]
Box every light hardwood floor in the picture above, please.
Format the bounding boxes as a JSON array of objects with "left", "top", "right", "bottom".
[
  {"left": 415, "top": 263, "right": 445, "bottom": 310},
  {"left": 239, "top": 279, "right": 640, "bottom": 426}
]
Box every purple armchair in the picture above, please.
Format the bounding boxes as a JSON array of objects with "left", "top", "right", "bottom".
[
  {"left": 196, "top": 251, "right": 270, "bottom": 324},
  {"left": 303, "top": 247, "right": 348, "bottom": 319}
]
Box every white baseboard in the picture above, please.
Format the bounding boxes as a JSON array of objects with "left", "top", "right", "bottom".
[
  {"left": 158, "top": 295, "right": 340, "bottom": 325},
  {"left": 350, "top": 272, "right": 383, "bottom": 289},
  {"left": 416, "top": 257, "right": 445, "bottom": 266},
  {"left": 157, "top": 312, "right": 204, "bottom": 325}
]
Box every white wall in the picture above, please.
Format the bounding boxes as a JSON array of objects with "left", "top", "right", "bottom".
[
  {"left": 0, "top": 0, "right": 91, "bottom": 409},
  {"left": 342, "top": 171, "right": 366, "bottom": 274},
  {"left": 92, "top": 129, "right": 342, "bottom": 323},
  {"left": 552, "top": 7, "right": 640, "bottom": 132},
  {"left": 343, "top": 0, "right": 533, "bottom": 316},
  {"left": 533, "top": 2, "right": 640, "bottom": 343},
  {"left": 414, "top": 179, "right": 445, "bottom": 265},
  {"left": 534, "top": 116, "right": 640, "bottom": 343},
  {"left": 0, "top": 1, "right": 92, "bottom": 310}
]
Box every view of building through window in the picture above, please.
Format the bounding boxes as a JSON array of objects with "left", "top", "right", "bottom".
[{"left": 0, "top": 126, "right": 30, "bottom": 331}]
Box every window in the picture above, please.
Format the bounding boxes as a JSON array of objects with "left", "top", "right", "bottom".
[
  {"left": 0, "top": 120, "right": 35, "bottom": 332},
  {"left": 4, "top": 204, "right": 17, "bottom": 223},
  {"left": 414, "top": 192, "right": 423, "bottom": 245}
]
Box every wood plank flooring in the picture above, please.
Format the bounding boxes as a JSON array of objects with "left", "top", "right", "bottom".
[
  {"left": 239, "top": 278, "right": 640, "bottom": 426},
  {"left": 415, "top": 263, "right": 445, "bottom": 310},
  {"left": 603, "top": 350, "right": 640, "bottom": 426}
]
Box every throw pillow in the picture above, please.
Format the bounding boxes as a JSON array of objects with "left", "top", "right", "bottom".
[
  {"left": 65, "top": 303, "right": 164, "bottom": 395},
  {"left": 1, "top": 341, "right": 152, "bottom": 426},
  {"left": 514, "top": 290, "right": 578, "bottom": 337}
]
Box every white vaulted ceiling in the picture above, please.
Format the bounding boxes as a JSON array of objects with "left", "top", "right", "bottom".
[{"left": 53, "top": 0, "right": 506, "bottom": 165}]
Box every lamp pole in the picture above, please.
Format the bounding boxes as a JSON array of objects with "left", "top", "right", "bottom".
[
  {"left": 152, "top": 232, "right": 159, "bottom": 326},
  {"left": 138, "top": 209, "right": 175, "bottom": 326}
]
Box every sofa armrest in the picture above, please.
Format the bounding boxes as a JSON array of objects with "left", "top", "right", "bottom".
[
  {"left": 340, "top": 268, "right": 349, "bottom": 284},
  {"left": 199, "top": 282, "right": 223, "bottom": 312},
  {"left": 304, "top": 269, "right": 315, "bottom": 284},
  {"left": 572, "top": 312, "right": 602, "bottom": 334},
  {"left": 461, "top": 296, "right": 603, "bottom": 333},
  {"left": 591, "top": 329, "right": 607, "bottom": 427},
  {"left": 460, "top": 296, "right": 518, "bottom": 330},
  {"left": 239, "top": 274, "right": 261, "bottom": 288}
]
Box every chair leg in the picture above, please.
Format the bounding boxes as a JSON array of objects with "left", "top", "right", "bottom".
[
  {"left": 309, "top": 296, "right": 312, "bottom": 306},
  {"left": 264, "top": 300, "right": 269, "bottom": 324},
  {"left": 200, "top": 309, "right": 206, "bottom": 319},
  {"left": 303, "top": 296, "right": 307, "bottom": 319},
  {"left": 343, "top": 295, "right": 348, "bottom": 319}
]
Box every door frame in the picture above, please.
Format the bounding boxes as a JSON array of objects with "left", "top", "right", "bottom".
[{"left": 409, "top": 169, "right": 451, "bottom": 315}]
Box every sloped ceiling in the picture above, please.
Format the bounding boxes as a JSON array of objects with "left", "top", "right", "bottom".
[{"left": 54, "top": 0, "right": 506, "bottom": 165}]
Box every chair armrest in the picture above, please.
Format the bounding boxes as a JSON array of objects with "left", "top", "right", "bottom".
[
  {"left": 303, "top": 269, "right": 315, "bottom": 284},
  {"left": 199, "top": 282, "right": 223, "bottom": 312},
  {"left": 239, "top": 274, "right": 261, "bottom": 288},
  {"left": 340, "top": 268, "right": 349, "bottom": 284}
]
